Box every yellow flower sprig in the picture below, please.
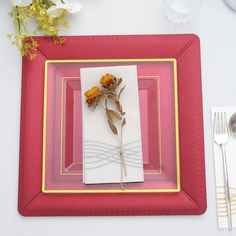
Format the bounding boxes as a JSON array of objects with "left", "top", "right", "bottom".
[{"left": 8, "top": 1, "right": 69, "bottom": 59}]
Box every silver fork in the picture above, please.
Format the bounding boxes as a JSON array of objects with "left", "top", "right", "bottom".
[{"left": 213, "top": 112, "right": 232, "bottom": 231}]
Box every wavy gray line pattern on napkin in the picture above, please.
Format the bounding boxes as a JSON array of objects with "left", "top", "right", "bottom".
[
  {"left": 84, "top": 140, "right": 142, "bottom": 159},
  {"left": 84, "top": 140, "right": 142, "bottom": 169}
]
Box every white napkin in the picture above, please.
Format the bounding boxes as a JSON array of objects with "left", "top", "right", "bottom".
[
  {"left": 80, "top": 65, "right": 144, "bottom": 184},
  {"left": 211, "top": 107, "right": 236, "bottom": 229}
]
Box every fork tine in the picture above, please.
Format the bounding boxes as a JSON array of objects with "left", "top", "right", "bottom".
[
  {"left": 221, "top": 112, "right": 226, "bottom": 134},
  {"left": 223, "top": 112, "right": 226, "bottom": 133},
  {"left": 224, "top": 112, "right": 228, "bottom": 134},
  {"left": 213, "top": 112, "right": 217, "bottom": 134},
  {"left": 217, "top": 112, "right": 220, "bottom": 134},
  {"left": 221, "top": 112, "right": 224, "bottom": 134},
  {"left": 215, "top": 112, "right": 219, "bottom": 135}
]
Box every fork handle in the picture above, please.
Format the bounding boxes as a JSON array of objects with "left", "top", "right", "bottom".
[{"left": 220, "top": 144, "right": 232, "bottom": 231}]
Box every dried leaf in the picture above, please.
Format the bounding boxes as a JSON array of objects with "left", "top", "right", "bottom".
[
  {"left": 118, "top": 85, "right": 126, "bottom": 98},
  {"left": 105, "top": 98, "right": 108, "bottom": 109},
  {"left": 92, "top": 102, "right": 97, "bottom": 110},
  {"left": 122, "top": 118, "right": 126, "bottom": 126},
  {"left": 115, "top": 100, "right": 123, "bottom": 113},
  {"left": 101, "top": 90, "right": 115, "bottom": 95},
  {"left": 109, "top": 110, "right": 122, "bottom": 120},
  {"left": 108, "top": 120, "right": 118, "bottom": 135},
  {"left": 93, "top": 96, "right": 102, "bottom": 110},
  {"left": 107, "top": 94, "right": 118, "bottom": 102},
  {"left": 87, "top": 100, "right": 95, "bottom": 108},
  {"left": 117, "top": 78, "right": 122, "bottom": 87},
  {"left": 106, "top": 108, "right": 113, "bottom": 121}
]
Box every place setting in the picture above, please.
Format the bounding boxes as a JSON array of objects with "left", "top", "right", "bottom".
[
  {"left": 212, "top": 108, "right": 236, "bottom": 230},
  {"left": 18, "top": 34, "right": 206, "bottom": 217},
  {"left": 4, "top": 0, "right": 235, "bottom": 233}
]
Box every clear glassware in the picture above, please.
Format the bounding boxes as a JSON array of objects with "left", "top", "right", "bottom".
[
  {"left": 43, "top": 59, "right": 180, "bottom": 193},
  {"left": 162, "top": 0, "right": 201, "bottom": 23},
  {"left": 224, "top": 0, "right": 236, "bottom": 11}
]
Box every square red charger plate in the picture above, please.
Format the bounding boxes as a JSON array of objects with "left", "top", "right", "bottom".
[{"left": 18, "top": 34, "right": 206, "bottom": 216}]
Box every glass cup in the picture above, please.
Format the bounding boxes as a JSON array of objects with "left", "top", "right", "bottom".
[{"left": 162, "top": 0, "right": 201, "bottom": 23}]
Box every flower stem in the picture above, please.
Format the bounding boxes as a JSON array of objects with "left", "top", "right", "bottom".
[
  {"left": 13, "top": 6, "right": 22, "bottom": 51},
  {"left": 15, "top": 7, "right": 21, "bottom": 35},
  {"left": 119, "top": 118, "right": 127, "bottom": 190}
]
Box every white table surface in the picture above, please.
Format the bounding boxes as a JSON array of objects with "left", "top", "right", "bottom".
[{"left": 1, "top": 0, "right": 236, "bottom": 235}]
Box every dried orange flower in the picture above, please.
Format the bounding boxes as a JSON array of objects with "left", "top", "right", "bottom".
[
  {"left": 84, "top": 73, "right": 126, "bottom": 189},
  {"left": 84, "top": 86, "right": 101, "bottom": 105},
  {"left": 100, "top": 73, "right": 117, "bottom": 88}
]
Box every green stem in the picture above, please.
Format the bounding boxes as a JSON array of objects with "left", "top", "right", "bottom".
[{"left": 15, "top": 6, "right": 22, "bottom": 38}]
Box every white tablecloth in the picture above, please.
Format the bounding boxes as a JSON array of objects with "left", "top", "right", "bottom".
[{"left": 0, "top": 0, "right": 236, "bottom": 235}]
